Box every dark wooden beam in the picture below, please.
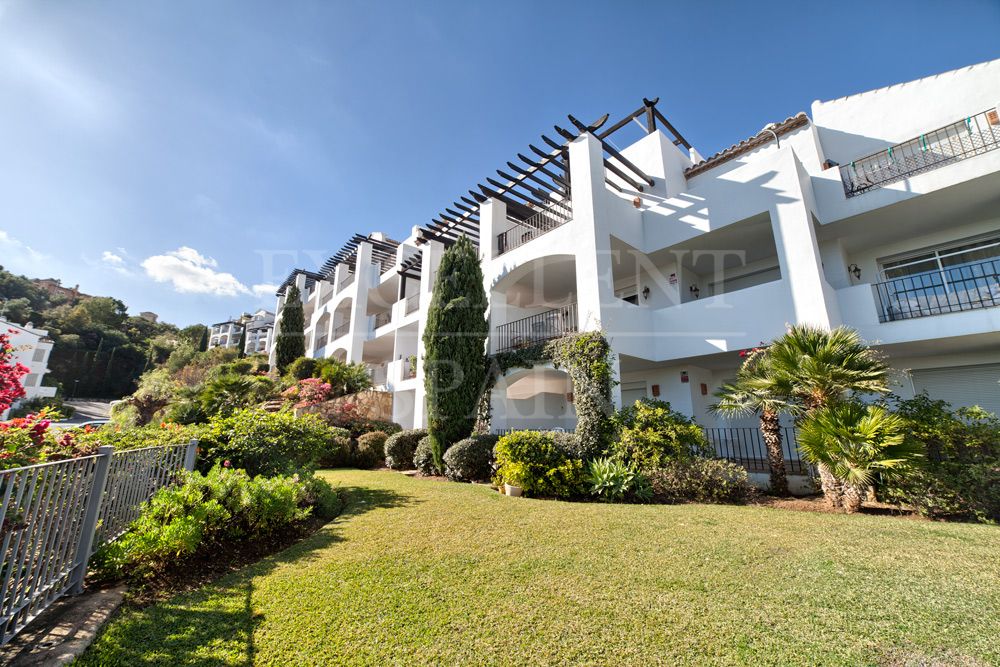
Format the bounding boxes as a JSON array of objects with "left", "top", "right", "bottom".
[
  {"left": 568, "top": 114, "right": 655, "bottom": 187},
  {"left": 510, "top": 159, "right": 570, "bottom": 190}
]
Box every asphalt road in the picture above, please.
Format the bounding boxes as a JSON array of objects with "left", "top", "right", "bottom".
[{"left": 63, "top": 400, "right": 114, "bottom": 423}]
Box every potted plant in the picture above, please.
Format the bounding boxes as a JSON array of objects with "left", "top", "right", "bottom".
[
  {"left": 406, "top": 354, "right": 417, "bottom": 378},
  {"left": 501, "top": 463, "right": 526, "bottom": 497}
]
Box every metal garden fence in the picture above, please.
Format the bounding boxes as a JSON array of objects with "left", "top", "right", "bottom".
[{"left": 0, "top": 440, "right": 196, "bottom": 645}]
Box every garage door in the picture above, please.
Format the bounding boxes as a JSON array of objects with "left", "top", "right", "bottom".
[{"left": 910, "top": 364, "right": 1000, "bottom": 416}]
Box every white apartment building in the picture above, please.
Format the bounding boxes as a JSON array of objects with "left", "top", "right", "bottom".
[
  {"left": 273, "top": 59, "right": 1000, "bottom": 444},
  {"left": 209, "top": 310, "right": 275, "bottom": 355},
  {"left": 1, "top": 318, "right": 56, "bottom": 418}
]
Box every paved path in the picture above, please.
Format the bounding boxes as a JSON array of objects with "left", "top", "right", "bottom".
[{"left": 63, "top": 400, "right": 114, "bottom": 423}]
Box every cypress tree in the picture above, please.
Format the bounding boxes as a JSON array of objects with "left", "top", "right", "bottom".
[
  {"left": 197, "top": 326, "right": 208, "bottom": 352},
  {"left": 422, "top": 235, "right": 489, "bottom": 471},
  {"left": 236, "top": 325, "right": 247, "bottom": 358},
  {"left": 275, "top": 285, "right": 305, "bottom": 373}
]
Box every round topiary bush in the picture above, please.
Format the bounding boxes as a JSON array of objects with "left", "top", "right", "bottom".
[
  {"left": 384, "top": 428, "right": 427, "bottom": 470},
  {"left": 354, "top": 431, "right": 389, "bottom": 469},
  {"left": 443, "top": 434, "right": 498, "bottom": 482},
  {"left": 319, "top": 427, "right": 353, "bottom": 467},
  {"left": 413, "top": 436, "right": 437, "bottom": 476}
]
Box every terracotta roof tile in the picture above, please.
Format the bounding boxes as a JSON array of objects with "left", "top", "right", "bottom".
[{"left": 685, "top": 112, "right": 809, "bottom": 178}]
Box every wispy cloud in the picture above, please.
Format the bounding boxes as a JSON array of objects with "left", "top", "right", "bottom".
[
  {"left": 101, "top": 250, "right": 124, "bottom": 266},
  {"left": 142, "top": 246, "right": 251, "bottom": 297},
  {"left": 251, "top": 283, "right": 279, "bottom": 297},
  {"left": 0, "top": 230, "right": 47, "bottom": 264}
]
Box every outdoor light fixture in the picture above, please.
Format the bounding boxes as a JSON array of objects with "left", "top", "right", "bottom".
[
  {"left": 642, "top": 286, "right": 651, "bottom": 300},
  {"left": 689, "top": 285, "right": 700, "bottom": 298},
  {"left": 848, "top": 263, "right": 862, "bottom": 280}
]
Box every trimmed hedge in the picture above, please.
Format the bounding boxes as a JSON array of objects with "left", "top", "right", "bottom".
[
  {"left": 413, "top": 436, "right": 437, "bottom": 476},
  {"left": 647, "top": 459, "right": 755, "bottom": 504},
  {"left": 355, "top": 431, "right": 390, "bottom": 469},
  {"left": 443, "top": 434, "right": 498, "bottom": 482},
  {"left": 384, "top": 429, "right": 426, "bottom": 469},
  {"left": 494, "top": 431, "right": 586, "bottom": 498}
]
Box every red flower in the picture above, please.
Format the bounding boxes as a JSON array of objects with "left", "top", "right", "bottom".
[{"left": 223, "top": 460, "right": 231, "bottom": 468}]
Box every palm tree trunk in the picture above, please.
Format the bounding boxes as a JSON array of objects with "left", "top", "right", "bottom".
[
  {"left": 759, "top": 410, "right": 789, "bottom": 496},
  {"left": 817, "top": 463, "right": 844, "bottom": 510},
  {"left": 842, "top": 484, "right": 865, "bottom": 513}
]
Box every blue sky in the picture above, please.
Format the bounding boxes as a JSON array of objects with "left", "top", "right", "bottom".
[{"left": 1, "top": 0, "right": 998, "bottom": 327}]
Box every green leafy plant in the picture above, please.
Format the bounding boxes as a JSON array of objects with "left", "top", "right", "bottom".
[
  {"left": 647, "top": 459, "right": 756, "bottom": 504},
  {"left": 413, "top": 435, "right": 437, "bottom": 476},
  {"left": 384, "top": 428, "right": 426, "bottom": 470},
  {"left": 611, "top": 399, "right": 707, "bottom": 469},
  {"left": 798, "top": 402, "right": 919, "bottom": 512},
  {"left": 493, "top": 431, "right": 586, "bottom": 498},
  {"left": 355, "top": 430, "right": 389, "bottom": 469},
  {"left": 92, "top": 465, "right": 340, "bottom": 581},
  {"left": 423, "top": 234, "right": 489, "bottom": 472},
  {"left": 198, "top": 408, "right": 343, "bottom": 476},
  {"left": 443, "top": 434, "right": 498, "bottom": 482},
  {"left": 587, "top": 457, "right": 651, "bottom": 503},
  {"left": 546, "top": 332, "right": 616, "bottom": 458}
]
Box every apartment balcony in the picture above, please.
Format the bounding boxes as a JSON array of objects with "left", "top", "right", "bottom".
[
  {"left": 333, "top": 322, "right": 350, "bottom": 340},
  {"left": 495, "top": 303, "right": 577, "bottom": 353},
  {"left": 496, "top": 199, "right": 572, "bottom": 256},
  {"left": 338, "top": 271, "right": 355, "bottom": 292},
  {"left": 405, "top": 293, "right": 420, "bottom": 315},
  {"left": 872, "top": 258, "right": 999, "bottom": 323},
  {"left": 372, "top": 311, "right": 392, "bottom": 329},
  {"left": 840, "top": 108, "right": 1000, "bottom": 198}
]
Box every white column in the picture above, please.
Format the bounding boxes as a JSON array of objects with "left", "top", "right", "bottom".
[
  {"left": 346, "top": 243, "right": 373, "bottom": 364},
  {"left": 771, "top": 201, "right": 836, "bottom": 329},
  {"left": 479, "top": 198, "right": 506, "bottom": 264},
  {"left": 568, "top": 132, "right": 623, "bottom": 409}
]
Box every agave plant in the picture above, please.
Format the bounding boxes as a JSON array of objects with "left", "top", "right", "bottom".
[
  {"left": 710, "top": 347, "right": 796, "bottom": 496},
  {"left": 797, "top": 402, "right": 920, "bottom": 512}
]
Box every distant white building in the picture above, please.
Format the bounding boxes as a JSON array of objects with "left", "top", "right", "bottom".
[
  {"left": 271, "top": 59, "right": 1000, "bottom": 435},
  {"left": 2, "top": 318, "right": 56, "bottom": 418},
  {"left": 208, "top": 310, "right": 274, "bottom": 355}
]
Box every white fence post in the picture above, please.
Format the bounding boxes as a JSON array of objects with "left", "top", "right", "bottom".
[
  {"left": 69, "top": 446, "right": 113, "bottom": 595},
  {"left": 183, "top": 439, "right": 198, "bottom": 471}
]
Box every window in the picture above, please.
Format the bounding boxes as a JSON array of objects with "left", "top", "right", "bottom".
[
  {"left": 32, "top": 348, "right": 46, "bottom": 363},
  {"left": 875, "top": 234, "right": 1000, "bottom": 321},
  {"left": 24, "top": 374, "right": 37, "bottom": 387}
]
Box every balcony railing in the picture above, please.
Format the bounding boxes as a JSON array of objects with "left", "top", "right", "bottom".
[
  {"left": 495, "top": 303, "right": 577, "bottom": 352},
  {"left": 840, "top": 108, "right": 1000, "bottom": 197},
  {"left": 702, "top": 426, "right": 809, "bottom": 475},
  {"left": 372, "top": 311, "right": 392, "bottom": 329},
  {"left": 333, "top": 322, "right": 350, "bottom": 339},
  {"left": 496, "top": 199, "right": 572, "bottom": 256},
  {"left": 405, "top": 293, "right": 420, "bottom": 315},
  {"left": 338, "top": 271, "right": 355, "bottom": 291},
  {"left": 315, "top": 334, "right": 328, "bottom": 350},
  {"left": 872, "top": 258, "right": 1000, "bottom": 323}
]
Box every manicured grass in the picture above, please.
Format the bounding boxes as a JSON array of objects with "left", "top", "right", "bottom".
[{"left": 82, "top": 470, "right": 1000, "bottom": 666}]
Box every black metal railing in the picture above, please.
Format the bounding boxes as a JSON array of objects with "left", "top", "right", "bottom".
[
  {"left": 496, "top": 199, "right": 572, "bottom": 256},
  {"left": 702, "top": 426, "right": 809, "bottom": 475},
  {"left": 495, "top": 303, "right": 578, "bottom": 352},
  {"left": 405, "top": 293, "right": 420, "bottom": 314},
  {"left": 872, "top": 258, "right": 1000, "bottom": 322},
  {"left": 372, "top": 311, "right": 392, "bottom": 329},
  {"left": 333, "top": 322, "right": 350, "bottom": 339},
  {"left": 840, "top": 108, "right": 1000, "bottom": 197}
]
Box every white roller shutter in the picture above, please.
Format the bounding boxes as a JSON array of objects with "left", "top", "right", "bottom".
[{"left": 910, "top": 364, "right": 1000, "bottom": 416}]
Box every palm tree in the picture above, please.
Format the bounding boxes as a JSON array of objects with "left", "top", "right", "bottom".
[
  {"left": 797, "top": 402, "right": 920, "bottom": 512},
  {"left": 767, "top": 325, "right": 891, "bottom": 507},
  {"left": 710, "top": 348, "right": 796, "bottom": 496}
]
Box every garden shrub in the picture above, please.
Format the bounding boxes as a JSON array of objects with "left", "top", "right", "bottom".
[
  {"left": 493, "top": 431, "right": 586, "bottom": 498},
  {"left": 647, "top": 459, "right": 755, "bottom": 504},
  {"left": 443, "top": 434, "right": 498, "bottom": 482},
  {"left": 76, "top": 422, "right": 204, "bottom": 453},
  {"left": 317, "top": 427, "right": 353, "bottom": 467},
  {"left": 878, "top": 394, "right": 1000, "bottom": 522},
  {"left": 8, "top": 396, "right": 75, "bottom": 419},
  {"left": 92, "top": 465, "right": 341, "bottom": 581},
  {"left": 1, "top": 409, "right": 99, "bottom": 469},
  {"left": 550, "top": 431, "right": 583, "bottom": 459},
  {"left": 611, "top": 399, "right": 708, "bottom": 468},
  {"left": 546, "top": 332, "right": 615, "bottom": 458},
  {"left": 199, "top": 408, "right": 342, "bottom": 476},
  {"left": 286, "top": 356, "right": 319, "bottom": 381},
  {"left": 413, "top": 436, "right": 437, "bottom": 476},
  {"left": 355, "top": 431, "right": 389, "bottom": 469},
  {"left": 384, "top": 428, "right": 426, "bottom": 469},
  {"left": 587, "top": 457, "right": 652, "bottom": 503}
]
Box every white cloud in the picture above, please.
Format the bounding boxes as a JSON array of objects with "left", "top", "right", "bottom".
[
  {"left": 141, "top": 246, "right": 250, "bottom": 297},
  {"left": 251, "top": 283, "right": 279, "bottom": 297},
  {"left": 101, "top": 250, "right": 124, "bottom": 266}
]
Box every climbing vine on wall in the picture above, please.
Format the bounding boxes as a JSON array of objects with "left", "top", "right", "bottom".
[{"left": 476, "top": 332, "right": 616, "bottom": 458}]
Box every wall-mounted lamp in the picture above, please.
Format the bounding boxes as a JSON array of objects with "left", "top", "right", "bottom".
[
  {"left": 848, "top": 263, "right": 862, "bottom": 280},
  {"left": 689, "top": 285, "right": 700, "bottom": 299},
  {"left": 642, "top": 286, "right": 651, "bottom": 300},
  {"left": 632, "top": 196, "right": 642, "bottom": 209}
]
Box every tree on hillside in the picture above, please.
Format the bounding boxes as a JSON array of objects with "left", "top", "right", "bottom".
[
  {"left": 274, "top": 285, "right": 305, "bottom": 373},
  {"left": 198, "top": 326, "right": 209, "bottom": 352},
  {"left": 422, "top": 235, "right": 488, "bottom": 472}
]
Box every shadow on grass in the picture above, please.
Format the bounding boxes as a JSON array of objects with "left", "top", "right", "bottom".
[{"left": 79, "top": 484, "right": 415, "bottom": 667}]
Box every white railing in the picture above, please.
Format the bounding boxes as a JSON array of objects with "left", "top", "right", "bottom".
[{"left": 0, "top": 440, "right": 196, "bottom": 645}]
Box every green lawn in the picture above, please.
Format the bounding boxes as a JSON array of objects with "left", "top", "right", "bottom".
[{"left": 81, "top": 470, "right": 1000, "bottom": 666}]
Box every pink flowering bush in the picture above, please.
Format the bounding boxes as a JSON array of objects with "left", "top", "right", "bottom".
[
  {"left": 0, "top": 409, "right": 98, "bottom": 470},
  {"left": 0, "top": 331, "right": 29, "bottom": 416},
  {"left": 281, "top": 378, "right": 332, "bottom": 409}
]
